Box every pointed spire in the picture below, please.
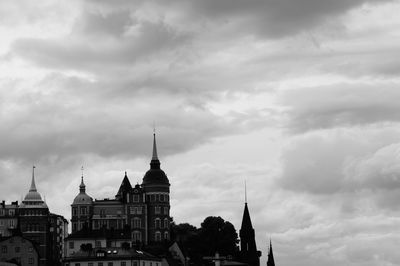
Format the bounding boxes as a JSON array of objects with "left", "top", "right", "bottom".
[
  {"left": 30, "top": 166, "right": 37, "bottom": 192},
  {"left": 150, "top": 130, "right": 161, "bottom": 170},
  {"left": 267, "top": 239, "right": 275, "bottom": 266},
  {"left": 152, "top": 131, "right": 158, "bottom": 160},
  {"left": 79, "top": 166, "right": 86, "bottom": 193}
]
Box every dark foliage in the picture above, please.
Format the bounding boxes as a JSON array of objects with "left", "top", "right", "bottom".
[{"left": 171, "top": 216, "right": 239, "bottom": 265}]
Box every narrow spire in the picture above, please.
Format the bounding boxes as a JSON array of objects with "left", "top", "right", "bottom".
[
  {"left": 30, "top": 166, "right": 37, "bottom": 192},
  {"left": 267, "top": 238, "right": 275, "bottom": 266},
  {"left": 79, "top": 166, "right": 86, "bottom": 193},
  {"left": 125, "top": 171, "right": 127, "bottom": 177},
  {"left": 152, "top": 132, "right": 158, "bottom": 160}
]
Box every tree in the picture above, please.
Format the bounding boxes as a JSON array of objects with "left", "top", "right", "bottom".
[
  {"left": 198, "top": 216, "right": 239, "bottom": 257},
  {"left": 171, "top": 217, "right": 239, "bottom": 265}
]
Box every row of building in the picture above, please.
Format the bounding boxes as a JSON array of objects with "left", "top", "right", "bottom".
[{"left": 0, "top": 134, "right": 275, "bottom": 266}]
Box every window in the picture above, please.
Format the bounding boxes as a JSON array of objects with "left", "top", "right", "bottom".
[
  {"left": 98, "top": 263, "right": 103, "bottom": 266},
  {"left": 88, "top": 263, "right": 93, "bottom": 266},
  {"left": 155, "top": 206, "right": 161, "bottom": 214},
  {"left": 155, "top": 231, "right": 161, "bottom": 242},
  {"left": 133, "top": 231, "right": 141, "bottom": 242},
  {"left": 15, "top": 246, "right": 20, "bottom": 253},
  {"left": 95, "top": 240, "right": 102, "bottom": 248},
  {"left": 72, "top": 207, "right": 77, "bottom": 216},
  {"left": 80, "top": 207, "right": 86, "bottom": 215},
  {"left": 69, "top": 241, "right": 74, "bottom": 249},
  {"left": 159, "top": 194, "right": 164, "bottom": 202},
  {"left": 133, "top": 262, "right": 138, "bottom": 266},
  {"left": 164, "top": 218, "right": 169, "bottom": 229},
  {"left": 9, "top": 209, "right": 15, "bottom": 216},
  {"left": 75, "top": 264, "right": 80, "bottom": 266},
  {"left": 108, "top": 263, "right": 113, "bottom": 266},
  {"left": 28, "top": 258, "right": 34, "bottom": 264},
  {"left": 0, "top": 209, "right": 4, "bottom": 216},
  {"left": 155, "top": 218, "right": 160, "bottom": 229},
  {"left": 164, "top": 231, "right": 169, "bottom": 240},
  {"left": 164, "top": 207, "right": 169, "bottom": 215},
  {"left": 121, "top": 262, "right": 126, "bottom": 266},
  {"left": 132, "top": 218, "right": 141, "bottom": 229},
  {"left": 150, "top": 194, "right": 155, "bottom": 202},
  {"left": 133, "top": 195, "right": 139, "bottom": 202},
  {"left": 73, "top": 223, "right": 77, "bottom": 232},
  {"left": 130, "top": 206, "right": 142, "bottom": 215},
  {"left": 1, "top": 245, "right": 7, "bottom": 253},
  {"left": 100, "top": 209, "right": 106, "bottom": 217}
]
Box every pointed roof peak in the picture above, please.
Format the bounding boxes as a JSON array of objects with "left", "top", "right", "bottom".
[{"left": 241, "top": 201, "right": 253, "bottom": 230}]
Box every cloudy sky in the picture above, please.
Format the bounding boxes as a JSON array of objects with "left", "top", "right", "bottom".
[{"left": 1, "top": 0, "right": 400, "bottom": 265}]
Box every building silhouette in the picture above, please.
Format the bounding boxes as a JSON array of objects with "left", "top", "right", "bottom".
[
  {"left": 68, "top": 133, "right": 171, "bottom": 249},
  {"left": 0, "top": 167, "right": 68, "bottom": 266},
  {"left": 239, "top": 201, "right": 261, "bottom": 266}
]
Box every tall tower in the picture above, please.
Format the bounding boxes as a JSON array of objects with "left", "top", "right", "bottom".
[
  {"left": 142, "top": 132, "right": 171, "bottom": 244},
  {"left": 19, "top": 166, "right": 50, "bottom": 266},
  {"left": 71, "top": 173, "right": 93, "bottom": 233},
  {"left": 239, "top": 200, "right": 261, "bottom": 266}
]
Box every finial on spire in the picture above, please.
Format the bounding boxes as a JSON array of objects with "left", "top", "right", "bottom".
[
  {"left": 245, "top": 180, "right": 247, "bottom": 204},
  {"left": 81, "top": 166, "right": 84, "bottom": 177}
]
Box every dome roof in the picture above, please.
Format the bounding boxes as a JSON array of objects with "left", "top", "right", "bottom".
[
  {"left": 73, "top": 193, "right": 93, "bottom": 204},
  {"left": 72, "top": 176, "right": 93, "bottom": 205},
  {"left": 24, "top": 190, "right": 43, "bottom": 201},
  {"left": 143, "top": 168, "right": 169, "bottom": 185}
]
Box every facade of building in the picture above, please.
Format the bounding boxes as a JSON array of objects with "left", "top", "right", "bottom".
[
  {"left": 64, "top": 247, "right": 162, "bottom": 266},
  {"left": 0, "top": 167, "right": 69, "bottom": 266},
  {"left": 0, "top": 236, "right": 39, "bottom": 266},
  {"left": 238, "top": 202, "right": 261, "bottom": 266},
  {"left": 0, "top": 202, "right": 18, "bottom": 238},
  {"left": 69, "top": 133, "right": 171, "bottom": 248}
]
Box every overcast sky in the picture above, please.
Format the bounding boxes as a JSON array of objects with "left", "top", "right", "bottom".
[{"left": 1, "top": 0, "right": 400, "bottom": 265}]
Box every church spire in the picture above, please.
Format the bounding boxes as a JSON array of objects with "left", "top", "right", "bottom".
[
  {"left": 30, "top": 165, "right": 37, "bottom": 192},
  {"left": 150, "top": 131, "right": 161, "bottom": 170},
  {"left": 152, "top": 130, "right": 158, "bottom": 160},
  {"left": 239, "top": 188, "right": 260, "bottom": 266},
  {"left": 267, "top": 240, "right": 275, "bottom": 266}
]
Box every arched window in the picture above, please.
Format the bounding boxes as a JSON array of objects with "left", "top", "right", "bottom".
[{"left": 164, "top": 231, "right": 169, "bottom": 240}]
